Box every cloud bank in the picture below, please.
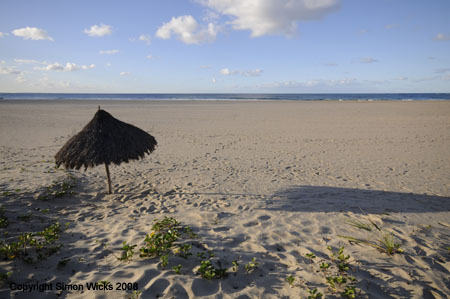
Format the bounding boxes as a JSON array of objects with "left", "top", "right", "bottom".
[
  {"left": 37, "top": 62, "right": 95, "bottom": 72},
  {"left": 14, "top": 59, "right": 43, "bottom": 64},
  {"left": 156, "top": 15, "right": 217, "bottom": 44},
  {"left": 0, "top": 66, "right": 23, "bottom": 75},
  {"left": 84, "top": 24, "right": 112, "bottom": 37},
  {"left": 259, "top": 77, "right": 355, "bottom": 89},
  {"left": 220, "top": 68, "right": 263, "bottom": 77},
  {"left": 99, "top": 50, "right": 120, "bottom": 55},
  {"left": 12, "top": 27, "right": 54, "bottom": 41},
  {"left": 198, "top": 0, "right": 340, "bottom": 37},
  {"left": 139, "top": 34, "right": 151, "bottom": 44},
  {"left": 360, "top": 57, "right": 378, "bottom": 64}
]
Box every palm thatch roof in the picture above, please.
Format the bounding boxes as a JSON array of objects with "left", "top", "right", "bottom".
[{"left": 55, "top": 109, "right": 157, "bottom": 170}]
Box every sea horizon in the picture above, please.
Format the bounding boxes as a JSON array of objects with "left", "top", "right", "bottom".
[{"left": 1, "top": 92, "right": 450, "bottom": 101}]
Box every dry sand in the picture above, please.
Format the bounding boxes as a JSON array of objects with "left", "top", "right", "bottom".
[{"left": 0, "top": 100, "right": 449, "bottom": 298}]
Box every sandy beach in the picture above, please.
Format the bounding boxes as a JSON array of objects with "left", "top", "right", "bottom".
[{"left": 0, "top": 100, "right": 449, "bottom": 298}]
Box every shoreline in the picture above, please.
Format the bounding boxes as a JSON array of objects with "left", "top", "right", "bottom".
[{"left": 1, "top": 98, "right": 450, "bottom": 103}]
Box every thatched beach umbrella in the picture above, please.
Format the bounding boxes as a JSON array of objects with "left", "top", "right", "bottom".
[{"left": 55, "top": 107, "right": 157, "bottom": 194}]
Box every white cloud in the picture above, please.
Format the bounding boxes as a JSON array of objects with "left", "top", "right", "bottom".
[
  {"left": 220, "top": 68, "right": 263, "bottom": 77},
  {"left": 120, "top": 72, "right": 131, "bottom": 76},
  {"left": 0, "top": 64, "right": 26, "bottom": 83},
  {"left": 41, "top": 63, "right": 64, "bottom": 71},
  {"left": 139, "top": 34, "right": 151, "bottom": 45},
  {"left": 16, "top": 74, "right": 26, "bottom": 83},
  {"left": 146, "top": 54, "right": 153, "bottom": 59},
  {"left": 361, "top": 79, "right": 388, "bottom": 85},
  {"left": 434, "top": 33, "right": 450, "bottom": 41},
  {"left": 37, "top": 62, "right": 95, "bottom": 72},
  {"left": 156, "top": 15, "right": 217, "bottom": 44},
  {"left": 243, "top": 69, "right": 263, "bottom": 77},
  {"left": 203, "top": 9, "right": 220, "bottom": 22},
  {"left": 99, "top": 49, "right": 120, "bottom": 55},
  {"left": 84, "top": 24, "right": 112, "bottom": 37},
  {"left": 212, "top": 77, "right": 216, "bottom": 83},
  {"left": 65, "top": 63, "right": 81, "bottom": 71},
  {"left": 0, "top": 65, "right": 23, "bottom": 75},
  {"left": 259, "top": 77, "right": 355, "bottom": 89},
  {"left": 38, "top": 76, "right": 71, "bottom": 89},
  {"left": 12, "top": 27, "right": 53, "bottom": 41},
  {"left": 129, "top": 34, "right": 151, "bottom": 44},
  {"left": 0, "top": 32, "right": 7, "bottom": 38},
  {"left": 198, "top": 0, "right": 340, "bottom": 37},
  {"left": 81, "top": 64, "right": 96, "bottom": 70},
  {"left": 360, "top": 57, "right": 378, "bottom": 63},
  {"left": 336, "top": 78, "right": 355, "bottom": 85},
  {"left": 220, "top": 68, "right": 238, "bottom": 75},
  {"left": 14, "top": 59, "right": 42, "bottom": 64}
]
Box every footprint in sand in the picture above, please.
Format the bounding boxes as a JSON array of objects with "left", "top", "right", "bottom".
[
  {"left": 165, "top": 284, "right": 189, "bottom": 298},
  {"left": 120, "top": 227, "right": 132, "bottom": 236},
  {"left": 192, "top": 278, "right": 219, "bottom": 297},
  {"left": 110, "top": 270, "right": 134, "bottom": 279},
  {"left": 144, "top": 278, "right": 170, "bottom": 297},
  {"left": 243, "top": 221, "right": 258, "bottom": 227},
  {"left": 146, "top": 205, "right": 156, "bottom": 213},
  {"left": 135, "top": 269, "right": 159, "bottom": 288},
  {"left": 320, "top": 226, "right": 331, "bottom": 234},
  {"left": 213, "top": 226, "right": 230, "bottom": 232}
]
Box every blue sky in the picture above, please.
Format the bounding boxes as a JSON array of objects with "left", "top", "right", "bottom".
[{"left": 0, "top": 0, "right": 449, "bottom": 93}]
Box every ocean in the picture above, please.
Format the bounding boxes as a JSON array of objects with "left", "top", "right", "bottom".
[{"left": 0, "top": 93, "right": 449, "bottom": 101}]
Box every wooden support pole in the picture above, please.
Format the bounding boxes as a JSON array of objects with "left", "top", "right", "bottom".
[{"left": 105, "top": 163, "right": 112, "bottom": 194}]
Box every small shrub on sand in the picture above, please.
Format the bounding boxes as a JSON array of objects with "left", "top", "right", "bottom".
[
  {"left": 0, "top": 208, "right": 8, "bottom": 228},
  {"left": 116, "top": 217, "right": 270, "bottom": 282},
  {"left": 340, "top": 216, "right": 403, "bottom": 255},
  {"left": 286, "top": 275, "right": 295, "bottom": 286},
  {"left": 38, "top": 172, "right": 76, "bottom": 200},
  {"left": 116, "top": 241, "right": 136, "bottom": 262},
  {"left": 305, "top": 252, "right": 316, "bottom": 260},
  {"left": 232, "top": 260, "right": 239, "bottom": 272},
  {"left": 307, "top": 287, "right": 323, "bottom": 298},
  {"left": 127, "top": 290, "right": 142, "bottom": 299},
  {"left": 139, "top": 217, "right": 187, "bottom": 258},
  {"left": 172, "top": 264, "right": 182, "bottom": 274},
  {"left": 244, "top": 257, "right": 259, "bottom": 274},
  {"left": 297, "top": 246, "right": 359, "bottom": 298},
  {"left": 0, "top": 271, "right": 12, "bottom": 285},
  {"left": 198, "top": 259, "right": 227, "bottom": 279},
  {"left": 0, "top": 222, "right": 66, "bottom": 263}
]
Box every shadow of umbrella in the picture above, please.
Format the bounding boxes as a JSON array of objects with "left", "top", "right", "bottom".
[
  {"left": 55, "top": 107, "right": 157, "bottom": 194},
  {"left": 266, "top": 185, "right": 450, "bottom": 214}
]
